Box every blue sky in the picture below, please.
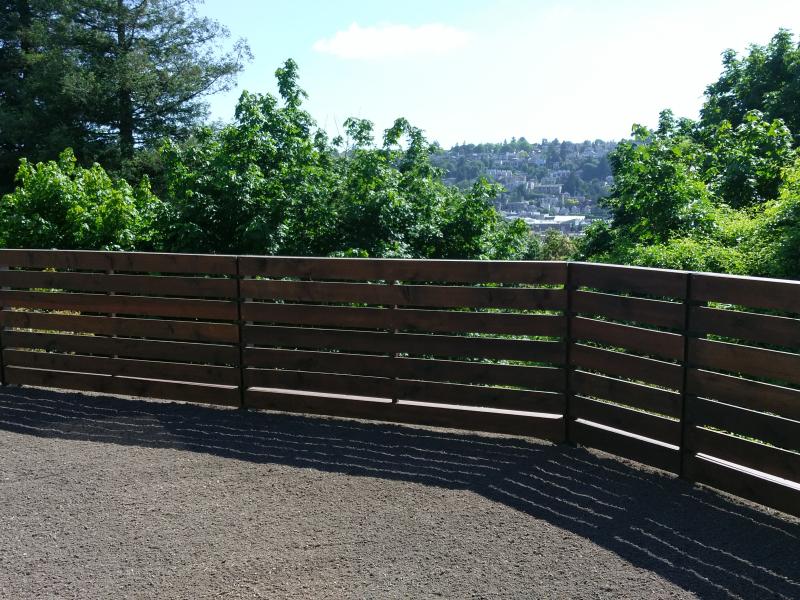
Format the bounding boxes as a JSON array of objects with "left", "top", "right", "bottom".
[{"left": 200, "top": 0, "right": 800, "bottom": 147}]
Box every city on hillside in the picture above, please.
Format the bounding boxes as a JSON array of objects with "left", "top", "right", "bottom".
[{"left": 434, "top": 138, "right": 616, "bottom": 235}]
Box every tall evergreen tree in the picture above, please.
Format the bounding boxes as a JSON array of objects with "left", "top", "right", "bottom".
[
  {"left": 0, "top": 1, "right": 91, "bottom": 190},
  {"left": 0, "top": 0, "right": 250, "bottom": 189}
]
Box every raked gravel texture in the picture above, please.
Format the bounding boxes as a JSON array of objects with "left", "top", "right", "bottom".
[{"left": 0, "top": 387, "right": 799, "bottom": 599}]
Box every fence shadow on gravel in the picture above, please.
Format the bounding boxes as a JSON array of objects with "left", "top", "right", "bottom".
[{"left": 1, "top": 386, "right": 799, "bottom": 600}]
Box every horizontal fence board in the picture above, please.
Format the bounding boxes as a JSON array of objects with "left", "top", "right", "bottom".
[
  {"left": 0, "top": 249, "right": 237, "bottom": 275},
  {"left": 244, "top": 348, "right": 565, "bottom": 390},
  {"left": 241, "top": 280, "right": 566, "bottom": 310},
  {"left": 689, "top": 338, "right": 800, "bottom": 387},
  {"left": 687, "top": 398, "right": 800, "bottom": 451},
  {"left": 242, "top": 302, "right": 564, "bottom": 336},
  {"left": 392, "top": 309, "right": 564, "bottom": 336},
  {"left": 1, "top": 311, "right": 239, "bottom": 344},
  {"left": 245, "top": 388, "right": 565, "bottom": 440},
  {"left": 243, "top": 303, "right": 391, "bottom": 330},
  {"left": 396, "top": 359, "right": 565, "bottom": 391},
  {"left": 245, "top": 348, "right": 395, "bottom": 377},
  {"left": 684, "top": 454, "right": 800, "bottom": 518},
  {"left": 3, "top": 350, "right": 239, "bottom": 386},
  {"left": 246, "top": 369, "right": 395, "bottom": 398},
  {"left": 572, "top": 316, "right": 684, "bottom": 360},
  {"left": 393, "top": 333, "right": 563, "bottom": 363},
  {"left": 570, "top": 395, "right": 680, "bottom": 444},
  {"left": 244, "top": 326, "right": 564, "bottom": 363},
  {"left": 686, "top": 426, "right": 800, "bottom": 484},
  {"left": 245, "top": 368, "right": 564, "bottom": 413},
  {"left": 571, "top": 344, "right": 683, "bottom": 390},
  {"left": 396, "top": 380, "right": 565, "bottom": 413},
  {"left": 0, "top": 270, "right": 237, "bottom": 298},
  {"left": 5, "top": 366, "right": 239, "bottom": 406},
  {"left": 572, "top": 262, "right": 687, "bottom": 298},
  {"left": 686, "top": 368, "right": 800, "bottom": 421},
  {"left": 690, "top": 306, "right": 800, "bottom": 349},
  {"left": 572, "top": 290, "right": 684, "bottom": 329},
  {"left": 238, "top": 256, "right": 567, "bottom": 285},
  {"left": 571, "top": 370, "right": 681, "bottom": 417},
  {"left": 571, "top": 419, "right": 680, "bottom": 473},
  {"left": 0, "top": 291, "right": 237, "bottom": 321},
  {"left": 387, "top": 403, "right": 565, "bottom": 441},
  {"left": 3, "top": 331, "right": 239, "bottom": 365},
  {"left": 691, "top": 272, "right": 800, "bottom": 314}
]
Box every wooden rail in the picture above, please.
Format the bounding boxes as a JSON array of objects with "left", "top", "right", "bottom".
[{"left": 0, "top": 249, "right": 798, "bottom": 517}]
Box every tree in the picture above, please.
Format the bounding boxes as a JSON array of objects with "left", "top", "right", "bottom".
[
  {"left": 70, "top": 0, "right": 250, "bottom": 160},
  {"left": 702, "top": 29, "right": 800, "bottom": 141},
  {"left": 742, "top": 158, "right": 800, "bottom": 278},
  {"left": 703, "top": 110, "right": 794, "bottom": 208},
  {"left": 581, "top": 64, "right": 799, "bottom": 278},
  {"left": 157, "top": 60, "right": 338, "bottom": 255},
  {"left": 0, "top": 0, "right": 94, "bottom": 190},
  {"left": 0, "top": 0, "right": 249, "bottom": 190},
  {"left": 156, "top": 60, "right": 531, "bottom": 259},
  {"left": 1, "top": 56, "right": 533, "bottom": 260},
  {"left": 539, "top": 229, "right": 576, "bottom": 261},
  {"left": 0, "top": 148, "right": 159, "bottom": 249},
  {"left": 593, "top": 112, "right": 714, "bottom": 250}
]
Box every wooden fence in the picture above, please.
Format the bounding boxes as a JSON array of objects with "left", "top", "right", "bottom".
[{"left": 0, "top": 250, "right": 798, "bottom": 516}]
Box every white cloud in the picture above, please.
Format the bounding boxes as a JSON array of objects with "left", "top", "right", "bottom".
[{"left": 313, "top": 23, "right": 470, "bottom": 60}]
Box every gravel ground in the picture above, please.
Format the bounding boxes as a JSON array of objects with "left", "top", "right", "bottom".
[{"left": 0, "top": 386, "right": 798, "bottom": 600}]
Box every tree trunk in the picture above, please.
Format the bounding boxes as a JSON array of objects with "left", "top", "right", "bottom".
[
  {"left": 17, "top": 0, "right": 32, "bottom": 55},
  {"left": 116, "top": 0, "right": 134, "bottom": 159},
  {"left": 118, "top": 89, "right": 134, "bottom": 159}
]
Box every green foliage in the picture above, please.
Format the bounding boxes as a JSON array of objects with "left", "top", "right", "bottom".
[
  {"left": 702, "top": 29, "right": 800, "bottom": 141},
  {"left": 582, "top": 157, "right": 800, "bottom": 278},
  {"left": 0, "top": 0, "right": 93, "bottom": 191},
  {"left": 155, "top": 61, "right": 531, "bottom": 259},
  {"left": 0, "top": 149, "right": 159, "bottom": 250},
  {"left": 582, "top": 31, "right": 800, "bottom": 279},
  {"left": 538, "top": 230, "right": 577, "bottom": 261},
  {"left": 742, "top": 159, "right": 800, "bottom": 278},
  {"left": 603, "top": 114, "right": 714, "bottom": 246},
  {"left": 704, "top": 111, "right": 795, "bottom": 208},
  {"left": 0, "top": 59, "right": 531, "bottom": 259},
  {"left": 0, "top": 0, "right": 249, "bottom": 190},
  {"left": 157, "top": 60, "right": 336, "bottom": 255}
]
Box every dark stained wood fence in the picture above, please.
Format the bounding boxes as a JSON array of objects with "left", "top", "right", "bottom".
[
  {"left": 238, "top": 256, "right": 567, "bottom": 440},
  {"left": 0, "top": 250, "right": 797, "bottom": 517},
  {"left": 0, "top": 250, "right": 241, "bottom": 406},
  {"left": 683, "top": 273, "right": 800, "bottom": 516},
  {"left": 568, "top": 263, "right": 686, "bottom": 474}
]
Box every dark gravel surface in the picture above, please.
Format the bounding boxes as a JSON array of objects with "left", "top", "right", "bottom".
[{"left": 1, "top": 387, "right": 799, "bottom": 599}]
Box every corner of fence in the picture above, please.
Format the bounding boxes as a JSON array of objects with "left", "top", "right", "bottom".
[
  {"left": 563, "top": 260, "right": 575, "bottom": 445},
  {"left": 0, "top": 260, "right": 7, "bottom": 386},
  {"left": 678, "top": 270, "right": 695, "bottom": 479}
]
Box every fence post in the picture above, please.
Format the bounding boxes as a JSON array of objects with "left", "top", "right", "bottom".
[
  {"left": 678, "top": 271, "right": 694, "bottom": 478},
  {"left": 235, "top": 256, "right": 246, "bottom": 408},
  {"left": 390, "top": 279, "right": 399, "bottom": 405},
  {"left": 563, "top": 261, "right": 574, "bottom": 444},
  {"left": 0, "top": 262, "right": 6, "bottom": 386},
  {"left": 108, "top": 269, "right": 119, "bottom": 367}
]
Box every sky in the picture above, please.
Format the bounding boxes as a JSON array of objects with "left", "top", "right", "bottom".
[{"left": 199, "top": 0, "right": 800, "bottom": 148}]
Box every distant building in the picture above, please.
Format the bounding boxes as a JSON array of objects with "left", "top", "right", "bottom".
[
  {"left": 527, "top": 182, "right": 562, "bottom": 195},
  {"left": 523, "top": 215, "right": 586, "bottom": 233}
]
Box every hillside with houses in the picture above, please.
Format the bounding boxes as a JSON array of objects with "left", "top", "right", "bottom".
[{"left": 434, "top": 138, "right": 616, "bottom": 234}]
